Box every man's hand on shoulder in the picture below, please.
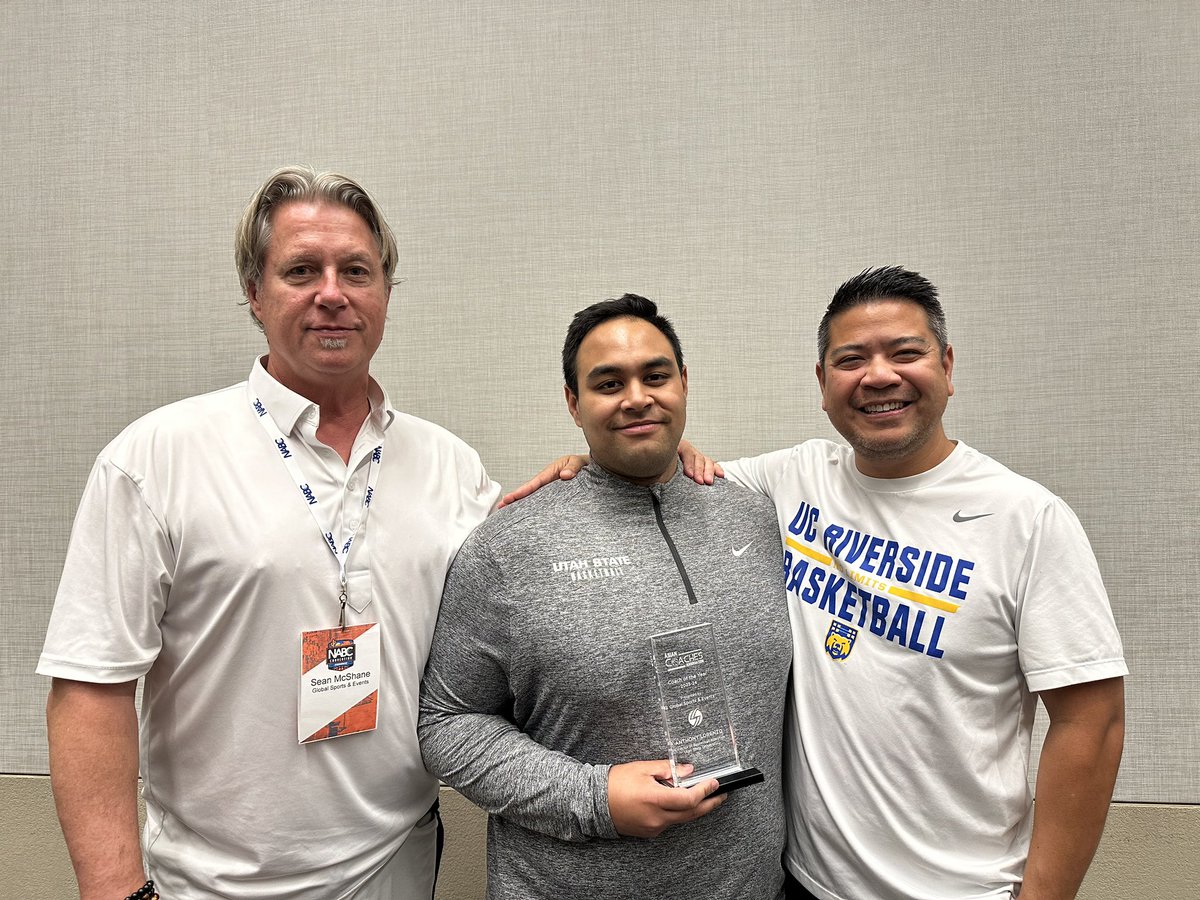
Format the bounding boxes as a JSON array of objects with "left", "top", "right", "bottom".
[
  {"left": 499, "top": 455, "right": 589, "bottom": 508},
  {"left": 678, "top": 440, "right": 723, "bottom": 485},
  {"left": 607, "top": 760, "right": 724, "bottom": 838}
]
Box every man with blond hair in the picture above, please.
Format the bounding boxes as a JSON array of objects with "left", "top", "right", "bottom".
[{"left": 39, "top": 166, "right": 498, "bottom": 899}]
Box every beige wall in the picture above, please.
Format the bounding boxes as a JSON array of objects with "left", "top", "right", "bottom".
[
  {"left": 3, "top": 4, "right": 1198, "bottom": 896},
  {"left": 4, "top": 0, "right": 1198, "bottom": 802},
  {"left": 2, "top": 776, "right": 1195, "bottom": 899}
]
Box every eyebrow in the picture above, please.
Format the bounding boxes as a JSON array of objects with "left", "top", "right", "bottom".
[
  {"left": 276, "top": 246, "right": 377, "bottom": 266},
  {"left": 829, "top": 335, "right": 932, "bottom": 356},
  {"left": 585, "top": 355, "right": 675, "bottom": 381}
]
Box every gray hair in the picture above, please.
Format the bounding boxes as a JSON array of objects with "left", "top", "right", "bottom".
[{"left": 235, "top": 165, "right": 399, "bottom": 328}]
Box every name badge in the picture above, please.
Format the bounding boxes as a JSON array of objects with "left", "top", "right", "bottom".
[{"left": 298, "top": 623, "right": 382, "bottom": 743}]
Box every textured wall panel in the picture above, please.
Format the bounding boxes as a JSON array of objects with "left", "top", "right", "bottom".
[{"left": 2, "top": 1, "right": 1196, "bottom": 800}]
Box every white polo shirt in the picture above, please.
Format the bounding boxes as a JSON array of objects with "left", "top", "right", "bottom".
[{"left": 39, "top": 358, "right": 500, "bottom": 899}]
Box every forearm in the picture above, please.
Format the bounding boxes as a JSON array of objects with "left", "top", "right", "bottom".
[
  {"left": 418, "top": 703, "right": 613, "bottom": 842},
  {"left": 47, "top": 679, "right": 146, "bottom": 900},
  {"left": 1021, "top": 684, "right": 1125, "bottom": 899}
]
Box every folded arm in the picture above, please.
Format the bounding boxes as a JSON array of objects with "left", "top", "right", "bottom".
[
  {"left": 419, "top": 539, "right": 721, "bottom": 840},
  {"left": 419, "top": 672, "right": 614, "bottom": 841},
  {"left": 419, "top": 681, "right": 721, "bottom": 840}
]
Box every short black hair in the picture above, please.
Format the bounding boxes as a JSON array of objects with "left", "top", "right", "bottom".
[
  {"left": 562, "top": 294, "right": 684, "bottom": 394},
  {"left": 818, "top": 266, "right": 948, "bottom": 363}
]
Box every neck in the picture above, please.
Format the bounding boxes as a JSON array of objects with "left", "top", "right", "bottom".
[
  {"left": 314, "top": 397, "right": 372, "bottom": 465},
  {"left": 264, "top": 356, "right": 372, "bottom": 463},
  {"left": 854, "top": 436, "right": 957, "bottom": 479},
  {"left": 265, "top": 355, "right": 369, "bottom": 410},
  {"left": 593, "top": 459, "right": 678, "bottom": 487}
]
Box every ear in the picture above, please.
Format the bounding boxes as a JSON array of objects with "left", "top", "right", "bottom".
[
  {"left": 943, "top": 345, "right": 955, "bottom": 397},
  {"left": 247, "top": 281, "right": 263, "bottom": 320},
  {"left": 680, "top": 365, "right": 688, "bottom": 398},
  {"left": 565, "top": 385, "right": 583, "bottom": 428},
  {"left": 816, "top": 362, "right": 828, "bottom": 411}
]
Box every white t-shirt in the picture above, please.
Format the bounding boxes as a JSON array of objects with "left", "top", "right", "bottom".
[
  {"left": 724, "top": 439, "right": 1126, "bottom": 900},
  {"left": 38, "top": 359, "right": 499, "bottom": 900}
]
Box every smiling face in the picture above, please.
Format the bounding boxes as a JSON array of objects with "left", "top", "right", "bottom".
[
  {"left": 817, "top": 298, "right": 955, "bottom": 478},
  {"left": 566, "top": 316, "right": 688, "bottom": 485},
  {"left": 247, "top": 201, "right": 390, "bottom": 400}
]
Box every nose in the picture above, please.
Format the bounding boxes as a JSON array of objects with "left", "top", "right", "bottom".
[
  {"left": 861, "top": 355, "right": 902, "bottom": 388},
  {"left": 620, "top": 381, "right": 652, "bottom": 411},
  {"left": 315, "top": 268, "right": 348, "bottom": 309}
]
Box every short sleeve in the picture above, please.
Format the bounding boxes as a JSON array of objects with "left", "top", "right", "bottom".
[
  {"left": 1016, "top": 498, "right": 1128, "bottom": 692},
  {"left": 37, "top": 456, "right": 173, "bottom": 682},
  {"left": 721, "top": 446, "right": 797, "bottom": 499}
]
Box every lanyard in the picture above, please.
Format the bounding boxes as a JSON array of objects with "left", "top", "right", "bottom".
[{"left": 249, "top": 387, "right": 383, "bottom": 627}]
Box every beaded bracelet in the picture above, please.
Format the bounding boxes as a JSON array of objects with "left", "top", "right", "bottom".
[{"left": 125, "top": 880, "right": 159, "bottom": 900}]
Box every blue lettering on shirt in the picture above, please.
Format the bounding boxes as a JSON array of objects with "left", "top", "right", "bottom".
[
  {"left": 949, "top": 560, "right": 974, "bottom": 601},
  {"left": 818, "top": 573, "right": 845, "bottom": 614},
  {"left": 894, "top": 545, "right": 921, "bottom": 582},
  {"left": 926, "top": 615, "right": 946, "bottom": 658},
  {"left": 869, "top": 593, "right": 890, "bottom": 636},
  {"left": 784, "top": 500, "right": 970, "bottom": 661},
  {"left": 788, "top": 503, "right": 819, "bottom": 541},
  {"left": 800, "top": 565, "right": 825, "bottom": 605},
  {"left": 886, "top": 604, "right": 911, "bottom": 646},
  {"left": 837, "top": 583, "right": 860, "bottom": 623}
]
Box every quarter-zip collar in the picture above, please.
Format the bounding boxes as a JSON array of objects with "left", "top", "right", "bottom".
[
  {"left": 576, "top": 461, "right": 698, "bottom": 605},
  {"left": 576, "top": 460, "right": 684, "bottom": 498}
]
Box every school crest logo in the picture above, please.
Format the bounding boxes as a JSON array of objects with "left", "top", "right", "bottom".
[{"left": 824, "top": 621, "right": 857, "bottom": 661}]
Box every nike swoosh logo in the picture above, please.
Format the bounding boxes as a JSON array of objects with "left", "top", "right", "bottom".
[
  {"left": 953, "top": 511, "right": 993, "bottom": 523},
  {"left": 732, "top": 542, "right": 753, "bottom": 557}
]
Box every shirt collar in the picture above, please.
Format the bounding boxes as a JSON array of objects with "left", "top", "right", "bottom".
[
  {"left": 248, "top": 355, "right": 396, "bottom": 436},
  {"left": 578, "top": 459, "right": 684, "bottom": 498},
  {"left": 847, "top": 440, "right": 966, "bottom": 493}
]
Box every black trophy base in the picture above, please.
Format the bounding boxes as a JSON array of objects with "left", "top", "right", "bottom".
[{"left": 712, "top": 766, "right": 764, "bottom": 796}]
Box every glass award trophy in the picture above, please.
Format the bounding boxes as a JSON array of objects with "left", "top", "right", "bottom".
[{"left": 650, "top": 622, "right": 763, "bottom": 795}]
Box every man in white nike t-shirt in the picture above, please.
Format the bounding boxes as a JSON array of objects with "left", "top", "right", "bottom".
[{"left": 720, "top": 267, "right": 1125, "bottom": 900}]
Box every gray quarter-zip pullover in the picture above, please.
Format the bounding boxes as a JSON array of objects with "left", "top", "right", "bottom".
[{"left": 419, "top": 464, "right": 791, "bottom": 900}]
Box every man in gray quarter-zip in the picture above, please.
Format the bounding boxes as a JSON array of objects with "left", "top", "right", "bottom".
[{"left": 418, "top": 295, "right": 791, "bottom": 900}]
